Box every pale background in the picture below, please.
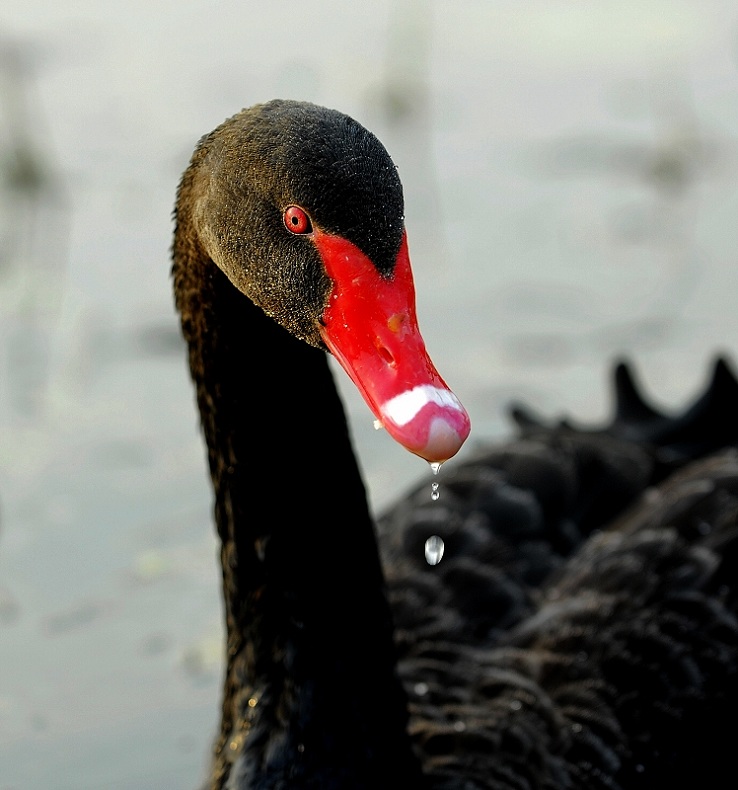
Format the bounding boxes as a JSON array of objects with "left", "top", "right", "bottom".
[{"left": 2, "top": 2, "right": 738, "bottom": 788}]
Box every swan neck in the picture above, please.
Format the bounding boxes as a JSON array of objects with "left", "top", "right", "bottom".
[{"left": 172, "top": 224, "right": 420, "bottom": 785}]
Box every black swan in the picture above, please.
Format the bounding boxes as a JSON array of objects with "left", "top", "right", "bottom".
[{"left": 172, "top": 99, "right": 738, "bottom": 789}]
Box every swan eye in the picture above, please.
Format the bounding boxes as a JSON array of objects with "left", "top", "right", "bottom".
[{"left": 284, "top": 206, "right": 313, "bottom": 235}]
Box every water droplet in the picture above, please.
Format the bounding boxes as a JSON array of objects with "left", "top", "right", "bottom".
[
  {"left": 431, "top": 481, "right": 440, "bottom": 501},
  {"left": 425, "top": 535, "right": 445, "bottom": 565},
  {"left": 226, "top": 732, "right": 245, "bottom": 761},
  {"left": 429, "top": 461, "right": 443, "bottom": 475}
]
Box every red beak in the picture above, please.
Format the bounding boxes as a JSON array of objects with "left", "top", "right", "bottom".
[{"left": 315, "top": 229, "right": 471, "bottom": 464}]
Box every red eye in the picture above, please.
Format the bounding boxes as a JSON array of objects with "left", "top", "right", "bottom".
[{"left": 283, "top": 206, "right": 313, "bottom": 235}]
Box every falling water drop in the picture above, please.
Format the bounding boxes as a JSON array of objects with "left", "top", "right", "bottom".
[
  {"left": 425, "top": 535, "right": 445, "bottom": 565},
  {"left": 429, "top": 460, "right": 443, "bottom": 501},
  {"left": 426, "top": 463, "right": 445, "bottom": 561}
]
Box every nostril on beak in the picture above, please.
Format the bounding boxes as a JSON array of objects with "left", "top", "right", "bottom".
[{"left": 377, "top": 344, "right": 395, "bottom": 366}]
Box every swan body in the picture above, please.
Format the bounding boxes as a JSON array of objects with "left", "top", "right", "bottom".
[{"left": 172, "top": 99, "right": 738, "bottom": 789}]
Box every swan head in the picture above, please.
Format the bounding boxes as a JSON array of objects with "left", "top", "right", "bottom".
[{"left": 181, "top": 99, "right": 470, "bottom": 463}]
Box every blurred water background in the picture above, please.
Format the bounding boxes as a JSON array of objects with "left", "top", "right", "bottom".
[{"left": 2, "top": 1, "right": 738, "bottom": 788}]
